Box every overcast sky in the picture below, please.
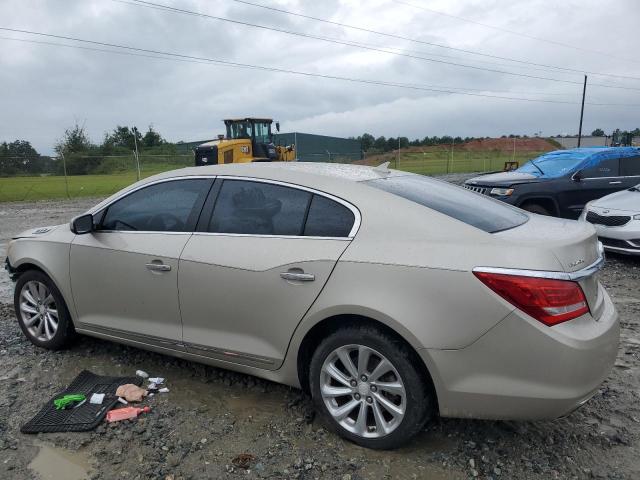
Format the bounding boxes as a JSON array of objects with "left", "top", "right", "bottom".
[{"left": 1, "top": 0, "right": 639, "bottom": 154}]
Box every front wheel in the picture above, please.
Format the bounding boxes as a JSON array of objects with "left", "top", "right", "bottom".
[
  {"left": 309, "top": 326, "right": 432, "bottom": 449},
  {"left": 14, "top": 270, "right": 76, "bottom": 350},
  {"left": 521, "top": 203, "right": 551, "bottom": 216}
]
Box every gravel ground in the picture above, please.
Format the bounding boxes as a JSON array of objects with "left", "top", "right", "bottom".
[{"left": 1, "top": 174, "right": 639, "bottom": 479}]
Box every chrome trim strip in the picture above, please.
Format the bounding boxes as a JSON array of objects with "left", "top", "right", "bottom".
[
  {"left": 473, "top": 247, "right": 605, "bottom": 282},
  {"left": 190, "top": 232, "right": 351, "bottom": 241},
  {"left": 76, "top": 323, "right": 184, "bottom": 348},
  {"left": 184, "top": 342, "right": 276, "bottom": 366}
]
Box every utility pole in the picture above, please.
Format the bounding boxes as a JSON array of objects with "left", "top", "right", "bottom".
[
  {"left": 577, "top": 75, "right": 587, "bottom": 148},
  {"left": 132, "top": 126, "right": 141, "bottom": 181}
]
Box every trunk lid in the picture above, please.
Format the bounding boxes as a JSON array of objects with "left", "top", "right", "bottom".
[{"left": 494, "top": 215, "right": 604, "bottom": 316}]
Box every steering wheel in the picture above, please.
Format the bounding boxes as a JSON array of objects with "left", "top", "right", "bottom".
[{"left": 148, "top": 212, "right": 184, "bottom": 232}]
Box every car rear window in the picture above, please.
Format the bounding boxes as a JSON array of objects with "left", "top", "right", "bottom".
[{"left": 364, "top": 175, "right": 528, "bottom": 233}]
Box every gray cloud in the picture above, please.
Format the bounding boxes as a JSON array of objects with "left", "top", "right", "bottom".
[{"left": 0, "top": 0, "right": 638, "bottom": 154}]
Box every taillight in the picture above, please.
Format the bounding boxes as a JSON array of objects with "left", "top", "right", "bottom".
[{"left": 473, "top": 272, "right": 589, "bottom": 326}]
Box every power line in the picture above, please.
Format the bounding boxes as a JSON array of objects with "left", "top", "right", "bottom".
[
  {"left": 2, "top": 30, "right": 639, "bottom": 107},
  {"left": 393, "top": 0, "right": 640, "bottom": 65},
  {"left": 222, "top": 0, "right": 640, "bottom": 81},
  {"left": 0, "top": 35, "right": 580, "bottom": 100}
]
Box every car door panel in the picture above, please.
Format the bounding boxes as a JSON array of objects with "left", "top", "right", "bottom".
[
  {"left": 69, "top": 177, "right": 213, "bottom": 349},
  {"left": 70, "top": 232, "right": 189, "bottom": 347},
  {"left": 179, "top": 234, "right": 350, "bottom": 368}
]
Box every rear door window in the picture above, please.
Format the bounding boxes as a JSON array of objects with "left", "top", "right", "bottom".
[
  {"left": 581, "top": 157, "right": 620, "bottom": 178},
  {"left": 303, "top": 195, "right": 355, "bottom": 237},
  {"left": 364, "top": 175, "right": 528, "bottom": 233},
  {"left": 620, "top": 156, "right": 640, "bottom": 176},
  {"left": 209, "top": 180, "right": 311, "bottom": 235}
]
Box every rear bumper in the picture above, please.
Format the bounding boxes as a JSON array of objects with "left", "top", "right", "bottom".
[{"left": 423, "top": 288, "right": 619, "bottom": 420}]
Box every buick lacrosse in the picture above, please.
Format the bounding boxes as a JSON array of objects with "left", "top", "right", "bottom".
[{"left": 6, "top": 162, "right": 619, "bottom": 449}]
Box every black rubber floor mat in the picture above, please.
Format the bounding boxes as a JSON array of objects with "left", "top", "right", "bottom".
[{"left": 21, "top": 370, "right": 142, "bottom": 433}]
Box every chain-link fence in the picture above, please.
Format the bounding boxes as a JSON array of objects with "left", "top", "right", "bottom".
[
  {"left": 364, "top": 148, "right": 547, "bottom": 176},
  {"left": 0, "top": 154, "right": 193, "bottom": 202},
  {"left": 0, "top": 149, "right": 546, "bottom": 202}
]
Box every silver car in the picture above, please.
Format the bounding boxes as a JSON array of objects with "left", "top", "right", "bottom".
[
  {"left": 5, "top": 163, "right": 619, "bottom": 449},
  {"left": 579, "top": 184, "right": 640, "bottom": 255}
]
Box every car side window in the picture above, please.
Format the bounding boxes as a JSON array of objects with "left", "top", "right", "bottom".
[
  {"left": 209, "top": 180, "right": 311, "bottom": 235},
  {"left": 620, "top": 156, "right": 640, "bottom": 176},
  {"left": 303, "top": 194, "right": 355, "bottom": 237},
  {"left": 101, "top": 179, "right": 211, "bottom": 232},
  {"left": 581, "top": 157, "right": 619, "bottom": 178}
]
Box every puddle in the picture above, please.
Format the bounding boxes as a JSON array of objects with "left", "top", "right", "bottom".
[
  {"left": 167, "top": 374, "right": 286, "bottom": 420},
  {"left": 29, "top": 441, "right": 90, "bottom": 480}
]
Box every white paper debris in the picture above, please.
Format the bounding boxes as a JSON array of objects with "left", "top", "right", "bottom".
[
  {"left": 117, "top": 397, "right": 128, "bottom": 405},
  {"left": 90, "top": 393, "right": 105, "bottom": 405},
  {"left": 148, "top": 377, "right": 164, "bottom": 385},
  {"left": 158, "top": 387, "right": 169, "bottom": 393},
  {"left": 136, "top": 370, "right": 149, "bottom": 379}
]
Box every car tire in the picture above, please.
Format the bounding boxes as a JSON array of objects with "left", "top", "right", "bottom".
[
  {"left": 521, "top": 203, "right": 551, "bottom": 216},
  {"left": 309, "top": 325, "right": 432, "bottom": 449},
  {"left": 14, "top": 270, "right": 76, "bottom": 350}
]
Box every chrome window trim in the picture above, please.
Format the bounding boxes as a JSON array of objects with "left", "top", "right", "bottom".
[
  {"left": 83, "top": 173, "right": 362, "bottom": 239},
  {"left": 473, "top": 244, "right": 605, "bottom": 282}
]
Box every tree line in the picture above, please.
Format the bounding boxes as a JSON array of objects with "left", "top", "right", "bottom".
[{"left": 0, "top": 123, "right": 171, "bottom": 176}]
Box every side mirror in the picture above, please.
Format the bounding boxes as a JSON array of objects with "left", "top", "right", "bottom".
[
  {"left": 572, "top": 171, "right": 583, "bottom": 182},
  {"left": 275, "top": 121, "right": 280, "bottom": 132},
  {"left": 71, "top": 213, "right": 94, "bottom": 234}
]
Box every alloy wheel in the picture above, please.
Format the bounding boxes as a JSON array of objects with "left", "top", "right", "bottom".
[
  {"left": 320, "top": 344, "right": 406, "bottom": 438},
  {"left": 19, "top": 280, "right": 59, "bottom": 342}
]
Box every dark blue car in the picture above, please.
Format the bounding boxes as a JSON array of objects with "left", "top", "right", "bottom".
[{"left": 463, "top": 147, "right": 640, "bottom": 218}]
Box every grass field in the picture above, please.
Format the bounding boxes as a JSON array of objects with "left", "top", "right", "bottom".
[
  {"left": 0, "top": 165, "right": 187, "bottom": 202},
  {"left": 0, "top": 150, "right": 546, "bottom": 202},
  {"left": 368, "top": 149, "right": 547, "bottom": 175}
]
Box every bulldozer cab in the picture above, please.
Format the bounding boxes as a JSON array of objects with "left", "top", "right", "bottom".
[
  {"left": 224, "top": 118, "right": 276, "bottom": 161},
  {"left": 194, "top": 117, "right": 295, "bottom": 166}
]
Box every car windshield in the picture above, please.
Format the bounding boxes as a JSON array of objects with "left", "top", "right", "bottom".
[
  {"left": 516, "top": 151, "right": 588, "bottom": 178},
  {"left": 364, "top": 174, "right": 528, "bottom": 233}
]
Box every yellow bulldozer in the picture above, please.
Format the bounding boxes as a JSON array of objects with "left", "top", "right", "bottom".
[{"left": 194, "top": 118, "right": 295, "bottom": 166}]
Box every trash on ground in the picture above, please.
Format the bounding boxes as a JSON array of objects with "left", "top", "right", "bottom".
[
  {"left": 115, "top": 384, "right": 147, "bottom": 402},
  {"left": 158, "top": 387, "right": 169, "bottom": 393},
  {"left": 148, "top": 377, "right": 164, "bottom": 385},
  {"left": 117, "top": 397, "right": 128, "bottom": 405},
  {"left": 148, "top": 382, "right": 158, "bottom": 391},
  {"left": 89, "top": 393, "right": 105, "bottom": 405},
  {"left": 21, "top": 371, "right": 143, "bottom": 434},
  {"left": 135, "top": 370, "right": 149, "bottom": 379},
  {"left": 105, "top": 406, "right": 151, "bottom": 423},
  {"left": 53, "top": 394, "right": 86, "bottom": 410},
  {"left": 231, "top": 453, "right": 256, "bottom": 470}
]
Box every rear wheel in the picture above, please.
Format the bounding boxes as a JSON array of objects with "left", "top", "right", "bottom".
[
  {"left": 14, "top": 270, "right": 75, "bottom": 350},
  {"left": 309, "top": 326, "right": 432, "bottom": 449},
  {"left": 521, "top": 203, "right": 551, "bottom": 216}
]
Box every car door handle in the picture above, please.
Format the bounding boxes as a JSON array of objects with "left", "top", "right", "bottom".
[
  {"left": 609, "top": 181, "right": 622, "bottom": 185},
  {"left": 280, "top": 271, "right": 315, "bottom": 282},
  {"left": 145, "top": 263, "right": 171, "bottom": 272}
]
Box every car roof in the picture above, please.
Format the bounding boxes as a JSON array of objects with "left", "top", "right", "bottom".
[{"left": 150, "top": 162, "right": 407, "bottom": 184}]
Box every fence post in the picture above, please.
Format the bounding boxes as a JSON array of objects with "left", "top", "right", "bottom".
[{"left": 61, "top": 152, "right": 70, "bottom": 199}]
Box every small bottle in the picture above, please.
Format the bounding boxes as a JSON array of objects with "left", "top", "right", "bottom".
[{"left": 106, "top": 406, "right": 151, "bottom": 423}]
